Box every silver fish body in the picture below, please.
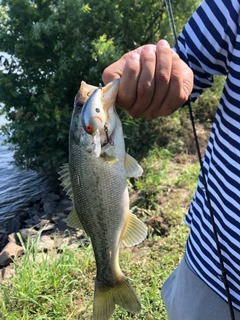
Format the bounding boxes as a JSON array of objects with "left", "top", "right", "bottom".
[{"left": 59, "top": 80, "right": 147, "bottom": 320}]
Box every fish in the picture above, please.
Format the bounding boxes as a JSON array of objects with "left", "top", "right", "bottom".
[{"left": 59, "top": 79, "right": 147, "bottom": 320}]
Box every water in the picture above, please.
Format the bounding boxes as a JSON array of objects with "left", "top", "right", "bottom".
[{"left": 0, "top": 135, "right": 49, "bottom": 230}]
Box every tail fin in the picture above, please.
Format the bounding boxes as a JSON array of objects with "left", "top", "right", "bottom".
[{"left": 93, "top": 276, "right": 141, "bottom": 320}]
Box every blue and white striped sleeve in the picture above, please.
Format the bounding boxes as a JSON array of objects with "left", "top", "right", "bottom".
[{"left": 175, "top": 0, "right": 240, "bottom": 101}]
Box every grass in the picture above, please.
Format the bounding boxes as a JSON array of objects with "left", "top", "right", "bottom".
[{"left": 0, "top": 147, "right": 200, "bottom": 320}]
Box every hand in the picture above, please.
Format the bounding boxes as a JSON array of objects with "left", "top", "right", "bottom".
[{"left": 102, "top": 40, "right": 193, "bottom": 119}]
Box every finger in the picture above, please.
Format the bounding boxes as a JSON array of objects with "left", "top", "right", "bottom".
[
  {"left": 132, "top": 40, "right": 173, "bottom": 119},
  {"left": 157, "top": 50, "right": 193, "bottom": 117},
  {"left": 116, "top": 52, "right": 141, "bottom": 110},
  {"left": 125, "top": 45, "right": 156, "bottom": 117},
  {"left": 102, "top": 55, "right": 127, "bottom": 85}
]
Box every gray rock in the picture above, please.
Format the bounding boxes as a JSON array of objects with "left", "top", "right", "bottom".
[
  {"left": 6, "top": 217, "right": 21, "bottom": 233},
  {"left": 0, "top": 242, "right": 24, "bottom": 267},
  {"left": 41, "top": 192, "right": 60, "bottom": 204},
  {"left": 24, "top": 218, "right": 36, "bottom": 225},
  {"left": 19, "top": 228, "right": 38, "bottom": 240},
  {"left": 35, "top": 235, "right": 62, "bottom": 251},
  {"left": 35, "top": 219, "right": 55, "bottom": 232},
  {"left": 1, "top": 264, "right": 15, "bottom": 281},
  {"left": 32, "top": 214, "right": 40, "bottom": 224},
  {"left": 64, "top": 206, "right": 73, "bottom": 214},
  {"left": 60, "top": 217, "right": 67, "bottom": 224},
  {"left": 43, "top": 201, "right": 57, "bottom": 216},
  {"left": 57, "top": 212, "right": 68, "bottom": 218}
]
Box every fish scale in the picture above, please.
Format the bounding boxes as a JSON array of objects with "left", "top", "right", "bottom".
[{"left": 70, "top": 141, "right": 127, "bottom": 276}]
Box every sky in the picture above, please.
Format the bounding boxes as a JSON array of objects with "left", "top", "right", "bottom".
[{"left": 0, "top": 114, "right": 7, "bottom": 125}]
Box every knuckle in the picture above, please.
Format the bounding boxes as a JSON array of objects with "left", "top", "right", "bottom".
[
  {"left": 155, "top": 70, "right": 170, "bottom": 85},
  {"left": 137, "top": 80, "right": 153, "bottom": 98}
]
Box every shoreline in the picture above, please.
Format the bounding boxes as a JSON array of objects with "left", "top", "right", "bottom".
[{"left": 0, "top": 187, "right": 85, "bottom": 281}]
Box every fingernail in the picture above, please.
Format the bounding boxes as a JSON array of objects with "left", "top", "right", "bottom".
[{"left": 158, "top": 39, "right": 170, "bottom": 47}]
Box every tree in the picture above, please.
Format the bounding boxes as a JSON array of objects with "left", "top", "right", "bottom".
[{"left": 0, "top": 0, "right": 200, "bottom": 175}]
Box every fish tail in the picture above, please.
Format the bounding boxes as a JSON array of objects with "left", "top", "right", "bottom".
[{"left": 93, "top": 276, "right": 141, "bottom": 320}]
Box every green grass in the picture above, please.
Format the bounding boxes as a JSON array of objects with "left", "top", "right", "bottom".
[{"left": 0, "top": 148, "right": 200, "bottom": 319}]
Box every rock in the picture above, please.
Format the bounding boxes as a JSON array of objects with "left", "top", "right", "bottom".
[
  {"left": 50, "top": 215, "right": 62, "bottom": 224},
  {"left": 1, "top": 263, "right": 15, "bottom": 280},
  {"left": 60, "top": 217, "right": 67, "bottom": 224},
  {"left": 41, "top": 192, "right": 60, "bottom": 203},
  {"left": 35, "top": 219, "right": 55, "bottom": 231},
  {"left": 32, "top": 214, "right": 40, "bottom": 224},
  {"left": 8, "top": 233, "right": 17, "bottom": 244},
  {"left": 19, "top": 228, "right": 38, "bottom": 241},
  {"left": 57, "top": 212, "right": 68, "bottom": 218},
  {"left": 6, "top": 217, "right": 21, "bottom": 233},
  {"left": 24, "top": 218, "right": 36, "bottom": 226},
  {"left": 0, "top": 242, "right": 24, "bottom": 267},
  {"left": 0, "top": 232, "right": 8, "bottom": 252},
  {"left": 35, "top": 235, "right": 59, "bottom": 251},
  {"left": 55, "top": 218, "right": 68, "bottom": 231},
  {"left": 64, "top": 206, "right": 73, "bottom": 214},
  {"left": 43, "top": 201, "right": 57, "bottom": 216},
  {"left": 18, "top": 210, "right": 29, "bottom": 223}
]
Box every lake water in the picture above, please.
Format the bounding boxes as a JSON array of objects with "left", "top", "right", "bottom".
[{"left": 0, "top": 134, "right": 49, "bottom": 230}]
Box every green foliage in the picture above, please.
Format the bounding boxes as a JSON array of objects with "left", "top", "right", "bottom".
[
  {"left": 133, "top": 148, "right": 172, "bottom": 210},
  {"left": 0, "top": 0, "right": 202, "bottom": 174},
  {"left": 159, "top": 0, "right": 202, "bottom": 45},
  {"left": 121, "top": 108, "right": 193, "bottom": 162},
  {"left": 192, "top": 75, "right": 225, "bottom": 123},
  {"left": 0, "top": 0, "right": 121, "bottom": 173}
]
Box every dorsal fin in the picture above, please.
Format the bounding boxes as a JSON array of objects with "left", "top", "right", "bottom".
[{"left": 58, "top": 163, "right": 74, "bottom": 201}]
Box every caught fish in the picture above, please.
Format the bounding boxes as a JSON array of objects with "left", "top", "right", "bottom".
[{"left": 59, "top": 79, "right": 147, "bottom": 320}]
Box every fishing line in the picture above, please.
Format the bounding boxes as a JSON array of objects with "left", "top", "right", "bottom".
[{"left": 164, "top": 0, "right": 235, "bottom": 319}]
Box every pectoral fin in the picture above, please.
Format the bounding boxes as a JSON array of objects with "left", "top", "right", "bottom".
[
  {"left": 122, "top": 212, "right": 147, "bottom": 247},
  {"left": 124, "top": 153, "right": 143, "bottom": 177}
]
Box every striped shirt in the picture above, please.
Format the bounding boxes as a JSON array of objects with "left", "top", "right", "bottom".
[{"left": 176, "top": 0, "right": 240, "bottom": 311}]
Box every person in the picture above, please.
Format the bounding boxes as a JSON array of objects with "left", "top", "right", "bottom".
[{"left": 102, "top": 0, "right": 240, "bottom": 319}]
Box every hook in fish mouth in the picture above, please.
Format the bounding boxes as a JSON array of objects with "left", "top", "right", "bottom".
[{"left": 102, "top": 123, "right": 114, "bottom": 147}]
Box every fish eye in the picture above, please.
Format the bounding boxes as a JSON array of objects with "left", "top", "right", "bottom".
[{"left": 95, "top": 108, "right": 100, "bottom": 113}]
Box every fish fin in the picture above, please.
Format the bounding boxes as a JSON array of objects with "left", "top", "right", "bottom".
[
  {"left": 67, "top": 207, "right": 83, "bottom": 230},
  {"left": 93, "top": 276, "right": 141, "bottom": 320},
  {"left": 79, "top": 81, "right": 98, "bottom": 103},
  {"left": 122, "top": 212, "right": 147, "bottom": 247},
  {"left": 58, "top": 163, "right": 74, "bottom": 201},
  {"left": 124, "top": 153, "right": 143, "bottom": 177},
  {"left": 101, "top": 79, "right": 120, "bottom": 110},
  {"left": 104, "top": 153, "right": 119, "bottom": 164}
]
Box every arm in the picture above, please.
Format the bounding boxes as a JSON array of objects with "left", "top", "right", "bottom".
[{"left": 176, "top": 0, "right": 239, "bottom": 102}]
